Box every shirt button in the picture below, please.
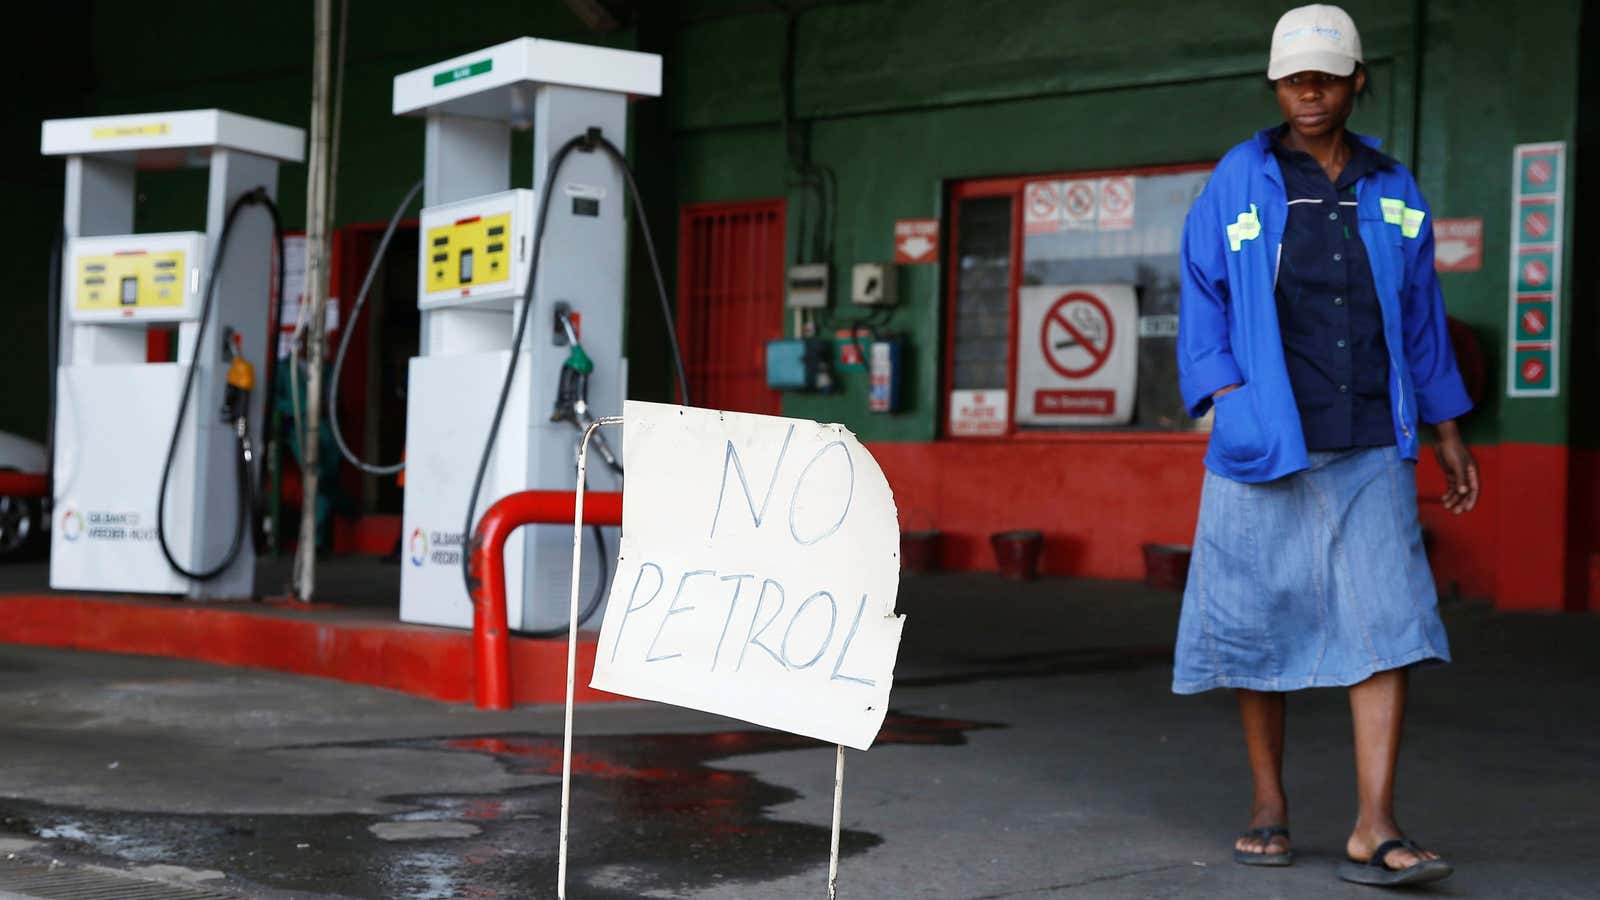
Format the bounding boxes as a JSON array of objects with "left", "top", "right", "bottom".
[
  {"left": 1333, "top": 252, "right": 1343, "bottom": 262},
  {"left": 1328, "top": 211, "right": 1339, "bottom": 221},
  {"left": 1337, "top": 339, "right": 1348, "bottom": 348},
  {"left": 1334, "top": 296, "right": 1346, "bottom": 306},
  {"left": 1338, "top": 384, "right": 1349, "bottom": 393}
]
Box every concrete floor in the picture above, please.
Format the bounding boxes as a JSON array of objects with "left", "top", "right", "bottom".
[{"left": 0, "top": 564, "right": 1596, "bottom": 898}]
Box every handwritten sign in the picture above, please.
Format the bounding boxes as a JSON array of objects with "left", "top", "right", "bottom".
[{"left": 590, "top": 401, "right": 906, "bottom": 750}]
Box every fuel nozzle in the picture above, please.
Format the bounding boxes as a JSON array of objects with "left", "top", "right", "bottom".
[
  {"left": 549, "top": 308, "right": 621, "bottom": 475},
  {"left": 221, "top": 328, "right": 255, "bottom": 432}
]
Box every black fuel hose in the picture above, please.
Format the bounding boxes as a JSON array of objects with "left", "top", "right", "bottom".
[
  {"left": 156, "top": 188, "right": 283, "bottom": 583},
  {"left": 256, "top": 196, "right": 287, "bottom": 551},
  {"left": 45, "top": 226, "right": 64, "bottom": 478},
  {"left": 461, "top": 129, "right": 691, "bottom": 637},
  {"left": 329, "top": 178, "right": 423, "bottom": 475},
  {"left": 590, "top": 137, "right": 691, "bottom": 408}
]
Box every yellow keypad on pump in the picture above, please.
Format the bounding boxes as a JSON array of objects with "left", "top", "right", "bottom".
[
  {"left": 75, "top": 250, "right": 188, "bottom": 313},
  {"left": 425, "top": 211, "right": 513, "bottom": 295}
]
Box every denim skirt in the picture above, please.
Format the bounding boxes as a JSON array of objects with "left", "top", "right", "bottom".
[{"left": 1171, "top": 446, "right": 1450, "bottom": 694}]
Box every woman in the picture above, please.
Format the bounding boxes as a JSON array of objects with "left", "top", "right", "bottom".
[{"left": 1173, "top": 4, "right": 1479, "bottom": 888}]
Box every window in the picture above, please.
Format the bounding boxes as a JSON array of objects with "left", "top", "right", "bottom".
[{"left": 944, "top": 162, "right": 1215, "bottom": 438}]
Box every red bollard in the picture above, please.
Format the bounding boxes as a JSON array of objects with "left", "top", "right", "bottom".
[{"left": 466, "top": 490, "right": 623, "bottom": 710}]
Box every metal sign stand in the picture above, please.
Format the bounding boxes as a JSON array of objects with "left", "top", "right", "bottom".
[
  {"left": 559, "top": 416, "right": 622, "bottom": 900},
  {"left": 555, "top": 414, "right": 852, "bottom": 899},
  {"left": 829, "top": 744, "right": 846, "bottom": 899}
]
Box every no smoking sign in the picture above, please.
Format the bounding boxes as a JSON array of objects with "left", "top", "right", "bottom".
[
  {"left": 1098, "top": 177, "right": 1136, "bottom": 231},
  {"left": 1024, "top": 182, "right": 1061, "bottom": 234},
  {"left": 1041, "top": 293, "right": 1114, "bottom": 378},
  {"left": 1017, "top": 284, "right": 1138, "bottom": 426}
]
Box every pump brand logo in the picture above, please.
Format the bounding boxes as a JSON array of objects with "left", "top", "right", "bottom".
[
  {"left": 409, "top": 529, "right": 428, "bottom": 567},
  {"left": 433, "top": 58, "right": 492, "bottom": 88},
  {"left": 60, "top": 507, "right": 82, "bottom": 542},
  {"left": 61, "top": 509, "right": 159, "bottom": 543},
  {"left": 409, "top": 528, "right": 467, "bottom": 567}
]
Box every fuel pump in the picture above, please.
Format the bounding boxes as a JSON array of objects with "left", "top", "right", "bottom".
[
  {"left": 388, "top": 39, "right": 687, "bottom": 633},
  {"left": 43, "top": 110, "right": 303, "bottom": 599}
]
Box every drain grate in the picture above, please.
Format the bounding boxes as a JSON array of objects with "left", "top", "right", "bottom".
[{"left": 0, "top": 859, "right": 239, "bottom": 900}]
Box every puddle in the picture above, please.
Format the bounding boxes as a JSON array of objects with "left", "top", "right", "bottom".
[{"left": 0, "top": 711, "right": 996, "bottom": 898}]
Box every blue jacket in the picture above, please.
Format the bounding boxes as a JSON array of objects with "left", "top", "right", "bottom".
[{"left": 1178, "top": 128, "right": 1473, "bottom": 483}]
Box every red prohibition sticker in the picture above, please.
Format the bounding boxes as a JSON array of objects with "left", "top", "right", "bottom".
[
  {"left": 1040, "top": 292, "right": 1114, "bottom": 379},
  {"left": 1026, "top": 183, "right": 1058, "bottom": 219},
  {"left": 1065, "top": 182, "right": 1095, "bottom": 217}
]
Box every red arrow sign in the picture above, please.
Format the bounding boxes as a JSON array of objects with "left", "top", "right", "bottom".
[{"left": 894, "top": 218, "right": 939, "bottom": 264}]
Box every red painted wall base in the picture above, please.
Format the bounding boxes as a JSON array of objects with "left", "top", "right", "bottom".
[
  {"left": 0, "top": 594, "right": 624, "bottom": 706},
  {"left": 869, "top": 439, "right": 1595, "bottom": 613}
]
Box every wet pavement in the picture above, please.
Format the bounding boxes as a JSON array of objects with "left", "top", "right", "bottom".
[
  {"left": 0, "top": 715, "right": 989, "bottom": 898},
  {"left": 0, "top": 563, "right": 1597, "bottom": 898}
]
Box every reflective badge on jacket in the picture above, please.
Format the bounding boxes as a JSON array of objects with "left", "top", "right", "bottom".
[
  {"left": 1227, "top": 203, "right": 1262, "bottom": 251},
  {"left": 1380, "top": 197, "right": 1426, "bottom": 238}
]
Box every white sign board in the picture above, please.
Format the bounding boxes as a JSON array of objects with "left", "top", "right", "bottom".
[
  {"left": 1016, "top": 284, "right": 1138, "bottom": 425},
  {"left": 591, "top": 402, "right": 906, "bottom": 751},
  {"left": 948, "top": 389, "right": 1008, "bottom": 437},
  {"left": 275, "top": 235, "right": 338, "bottom": 358}
]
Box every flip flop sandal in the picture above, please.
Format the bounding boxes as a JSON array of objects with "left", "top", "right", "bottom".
[
  {"left": 1232, "top": 825, "right": 1293, "bottom": 866},
  {"left": 1338, "top": 838, "right": 1454, "bottom": 886}
]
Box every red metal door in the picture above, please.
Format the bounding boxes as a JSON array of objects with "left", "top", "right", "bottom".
[{"left": 677, "top": 200, "right": 785, "bottom": 414}]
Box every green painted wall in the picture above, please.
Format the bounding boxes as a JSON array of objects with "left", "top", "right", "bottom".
[
  {"left": 81, "top": 1, "right": 635, "bottom": 232},
  {"left": 2, "top": 2, "right": 91, "bottom": 442},
  {"left": 665, "top": 0, "right": 1587, "bottom": 447},
  {"left": 1570, "top": 0, "right": 1598, "bottom": 451}
]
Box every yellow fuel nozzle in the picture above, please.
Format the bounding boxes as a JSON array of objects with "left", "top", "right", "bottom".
[{"left": 226, "top": 332, "right": 255, "bottom": 391}]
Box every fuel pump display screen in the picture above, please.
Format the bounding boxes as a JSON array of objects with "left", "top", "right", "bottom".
[
  {"left": 72, "top": 244, "right": 193, "bottom": 317},
  {"left": 423, "top": 210, "right": 513, "bottom": 297}
]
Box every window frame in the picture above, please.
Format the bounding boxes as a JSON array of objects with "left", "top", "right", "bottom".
[{"left": 943, "top": 161, "right": 1219, "bottom": 443}]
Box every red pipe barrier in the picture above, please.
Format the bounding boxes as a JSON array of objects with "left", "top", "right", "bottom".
[
  {"left": 0, "top": 472, "right": 49, "bottom": 498},
  {"left": 467, "top": 489, "right": 623, "bottom": 710}
]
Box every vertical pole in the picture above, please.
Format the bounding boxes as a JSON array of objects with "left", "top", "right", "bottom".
[
  {"left": 295, "top": 0, "right": 333, "bottom": 601},
  {"left": 829, "top": 744, "right": 845, "bottom": 900},
  {"left": 560, "top": 416, "right": 622, "bottom": 900}
]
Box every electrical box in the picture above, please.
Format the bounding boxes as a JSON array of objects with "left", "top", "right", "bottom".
[
  {"left": 766, "top": 337, "right": 834, "bottom": 392},
  {"left": 416, "top": 189, "right": 536, "bottom": 310},
  {"left": 67, "top": 232, "right": 205, "bottom": 323},
  {"left": 851, "top": 262, "right": 897, "bottom": 306},
  {"left": 786, "top": 263, "right": 830, "bottom": 309}
]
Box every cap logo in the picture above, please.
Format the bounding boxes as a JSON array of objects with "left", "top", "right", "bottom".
[{"left": 1279, "top": 25, "right": 1344, "bottom": 43}]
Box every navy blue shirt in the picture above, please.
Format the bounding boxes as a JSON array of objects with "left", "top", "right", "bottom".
[{"left": 1271, "top": 126, "right": 1397, "bottom": 451}]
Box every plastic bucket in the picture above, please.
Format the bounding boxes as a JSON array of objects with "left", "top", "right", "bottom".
[
  {"left": 990, "top": 530, "right": 1043, "bottom": 581},
  {"left": 1141, "top": 543, "right": 1192, "bottom": 592},
  {"left": 900, "top": 530, "right": 942, "bottom": 575}
]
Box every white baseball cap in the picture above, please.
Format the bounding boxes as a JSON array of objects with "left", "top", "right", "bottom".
[{"left": 1268, "top": 4, "right": 1363, "bottom": 80}]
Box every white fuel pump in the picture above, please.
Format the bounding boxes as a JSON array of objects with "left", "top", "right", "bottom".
[
  {"left": 42, "top": 110, "right": 304, "bottom": 599},
  {"left": 390, "top": 39, "right": 666, "bottom": 632}
]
